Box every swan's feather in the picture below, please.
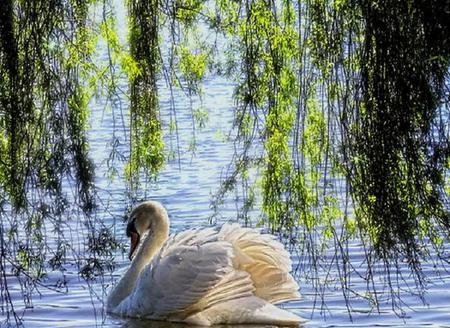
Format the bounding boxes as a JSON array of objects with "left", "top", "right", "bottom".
[
  {"left": 130, "top": 239, "right": 235, "bottom": 318},
  {"left": 185, "top": 295, "right": 306, "bottom": 326},
  {"left": 219, "top": 223, "right": 301, "bottom": 303}
]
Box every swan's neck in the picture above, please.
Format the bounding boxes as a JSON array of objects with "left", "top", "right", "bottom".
[{"left": 107, "top": 216, "right": 169, "bottom": 311}]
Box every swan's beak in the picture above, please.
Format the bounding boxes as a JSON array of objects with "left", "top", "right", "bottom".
[{"left": 129, "top": 231, "right": 140, "bottom": 261}]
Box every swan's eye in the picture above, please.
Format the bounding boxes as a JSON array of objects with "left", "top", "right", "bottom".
[{"left": 126, "top": 218, "right": 138, "bottom": 237}]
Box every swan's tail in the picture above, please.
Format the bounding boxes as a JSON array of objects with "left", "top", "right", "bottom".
[{"left": 184, "top": 296, "right": 307, "bottom": 326}]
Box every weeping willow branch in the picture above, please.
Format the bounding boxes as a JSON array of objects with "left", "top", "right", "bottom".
[
  {"left": 0, "top": 0, "right": 96, "bottom": 211},
  {"left": 0, "top": 0, "right": 119, "bottom": 324},
  {"left": 0, "top": 0, "right": 449, "bottom": 323},
  {"left": 211, "top": 0, "right": 450, "bottom": 315},
  {"left": 127, "top": 0, "right": 165, "bottom": 188},
  {"left": 347, "top": 0, "right": 450, "bottom": 262}
]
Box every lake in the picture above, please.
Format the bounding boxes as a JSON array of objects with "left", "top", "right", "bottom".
[{"left": 1, "top": 4, "right": 450, "bottom": 327}]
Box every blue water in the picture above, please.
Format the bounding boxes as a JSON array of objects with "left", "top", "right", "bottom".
[
  {"left": 1, "top": 71, "right": 446, "bottom": 327},
  {"left": 2, "top": 2, "right": 450, "bottom": 327}
]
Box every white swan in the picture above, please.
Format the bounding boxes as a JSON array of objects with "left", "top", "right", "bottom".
[{"left": 107, "top": 201, "right": 305, "bottom": 326}]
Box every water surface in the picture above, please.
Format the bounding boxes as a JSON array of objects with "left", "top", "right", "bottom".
[{"left": 2, "top": 37, "right": 450, "bottom": 328}]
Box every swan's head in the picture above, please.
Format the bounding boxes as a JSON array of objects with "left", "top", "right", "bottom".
[{"left": 126, "top": 201, "right": 169, "bottom": 261}]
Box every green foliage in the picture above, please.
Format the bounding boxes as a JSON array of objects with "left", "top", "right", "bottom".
[
  {"left": 174, "top": 0, "right": 204, "bottom": 24},
  {"left": 0, "top": 1, "right": 119, "bottom": 323},
  {"left": 346, "top": 0, "right": 450, "bottom": 264},
  {"left": 0, "top": 0, "right": 97, "bottom": 210},
  {"left": 211, "top": 0, "right": 450, "bottom": 313},
  {"left": 303, "top": 97, "right": 326, "bottom": 165},
  {"left": 178, "top": 46, "right": 208, "bottom": 92},
  {"left": 127, "top": 0, "right": 165, "bottom": 186},
  {"left": 100, "top": 17, "right": 141, "bottom": 81}
]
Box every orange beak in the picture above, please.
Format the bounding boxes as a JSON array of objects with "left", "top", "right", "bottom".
[{"left": 128, "top": 231, "right": 140, "bottom": 261}]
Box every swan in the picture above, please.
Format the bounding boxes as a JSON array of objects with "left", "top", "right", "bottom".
[{"left": 107, "top": 201, "right": 305, "bottom": 326}]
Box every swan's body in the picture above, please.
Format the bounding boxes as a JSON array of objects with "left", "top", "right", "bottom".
[{"left": 107, "top": 201, "right": 304, "bottom": 326}]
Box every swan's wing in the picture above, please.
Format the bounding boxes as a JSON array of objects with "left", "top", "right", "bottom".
[
  {"left": 157, "top": 227, "right": 219, "bottom": 259},
  {"left": 219, "top": 224, "right": 300, "bottom": 304},
  {"left": 132, "top": 230, "right": 237, "bottom": 318}
]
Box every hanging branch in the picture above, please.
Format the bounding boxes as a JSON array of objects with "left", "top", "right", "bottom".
[
  {"left": 127, "top": 0, "right": 165, "bottom": 189},
  {"left": 347, "top": 0, "right": 450, "bottom": 264},
  {"left": 0, "top": 0, "right": 120, "bottom": 323}
]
